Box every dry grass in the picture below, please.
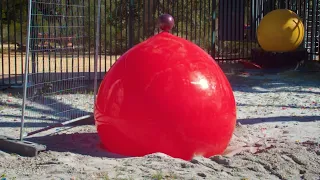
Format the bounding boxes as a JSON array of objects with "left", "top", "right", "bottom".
[{"left": 0, "top": 52, "right": 120, "bottom": 75}]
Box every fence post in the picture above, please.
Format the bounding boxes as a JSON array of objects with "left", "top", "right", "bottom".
[
  {"left": 129, "top": 0, "right": 134, "bottom": 48},
  {"left": 20, "top": 0, "right": 33, "bottom": 141},
  {"left": 94, "top": 0, "right": 102, "bottom": 104},
  {"left": 211, "top": 0, "right": 216, "bottom": 58},
  {"left": 0, "top": 0, "right": 3, "bottom": 85},
  {"left": 311, "top": 0, "right": 317, "bottom": 60},
  {"left": 30, "top": 5, "right": 37, "bottom": 84},
  {"left": 279, "top": 0, "right": 285, "bottom": 8}
]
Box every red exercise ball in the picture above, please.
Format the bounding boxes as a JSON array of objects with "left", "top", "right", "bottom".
[{"left": 94, "top": 14, "right": 237, "bottom": 161}]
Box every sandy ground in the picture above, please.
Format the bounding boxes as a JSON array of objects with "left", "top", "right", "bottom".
[{"left": 0, "top": 70, "right": 320, "bottom": 180}]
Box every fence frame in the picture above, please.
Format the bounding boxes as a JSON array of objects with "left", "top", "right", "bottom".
[
  {"left": 20, "top": 0, "right": 33, "bottom": 141},
  {"left": 18, "top": 0, "right": 101, "bottom": 141},
  {"left": 94, "top": 0, "right": 102, "bottom": 104}
]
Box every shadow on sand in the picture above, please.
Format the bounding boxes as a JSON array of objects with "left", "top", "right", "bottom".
[
  {"left": 225, "top": 70, "right": 320, "bottom": 94},
  {"left": 26, "top": 131, "right": 130, "bottom": 158},
  {"left": 237, "top": 115, "right": 320, "bottom": 125}
]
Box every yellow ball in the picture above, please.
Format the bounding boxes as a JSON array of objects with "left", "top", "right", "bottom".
[{"left": 257, "top": 9, "right": 305, "bottom": 52}]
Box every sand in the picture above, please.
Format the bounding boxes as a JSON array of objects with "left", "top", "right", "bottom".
[{"left": 0, "top": 70, "right": 320, "bottom": 180}]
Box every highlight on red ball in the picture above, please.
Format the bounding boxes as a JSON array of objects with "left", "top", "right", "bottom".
[{"left": 94, "top": 14, "right": 237, "bottom": 161}]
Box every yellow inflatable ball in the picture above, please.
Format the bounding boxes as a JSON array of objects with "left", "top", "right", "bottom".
[{"left": 257, "top": 9, "right": 305, "bottom": 52}]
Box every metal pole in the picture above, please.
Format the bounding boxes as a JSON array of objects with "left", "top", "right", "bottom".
[
  {"left": 94, "top": 0, "right": 101, "bottom": 104},
  {"left": 20, "top": 0, "right": 33, "bottom": 141},
  {"left": 311, "top": 0, "right": 317, "bottom": 60},
  {"left": 280, "top": 0, "right": 285, "bottom": 8},
  {"left": 129, "top": 0, "right": 134, "bottom": 48},
  {"left": 211, "top": 0, "right": 216, "bottom": 57}
]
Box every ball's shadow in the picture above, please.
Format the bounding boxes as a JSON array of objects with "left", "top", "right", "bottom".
[{"left": 26, "top": 132, "right": 130, "bottom": 158}]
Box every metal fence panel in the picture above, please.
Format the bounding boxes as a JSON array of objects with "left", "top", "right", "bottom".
[
  {"left": 1, "top": 0, "right": 320, "bottom": 88},
  {"left": 96, "top": 0, "right": 215, "bottom": 79},
  {"left": 20, "top": 0, "right": 93, "bottom": 139},
  {"left": 0, "top": 0, "right": 28, "bottom": 87}
]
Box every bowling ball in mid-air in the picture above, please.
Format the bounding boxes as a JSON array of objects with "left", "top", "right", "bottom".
[{"left": 94, "top": 14, "right": 237, "bottom": 161}]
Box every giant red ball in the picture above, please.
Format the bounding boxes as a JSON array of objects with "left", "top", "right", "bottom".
[{"left": 94, "top": 15, "right": 236, "bottom": 161}]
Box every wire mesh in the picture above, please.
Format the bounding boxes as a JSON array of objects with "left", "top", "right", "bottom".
[{"left": 20, "top": 0, "right": 93, "bottom": 138}]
